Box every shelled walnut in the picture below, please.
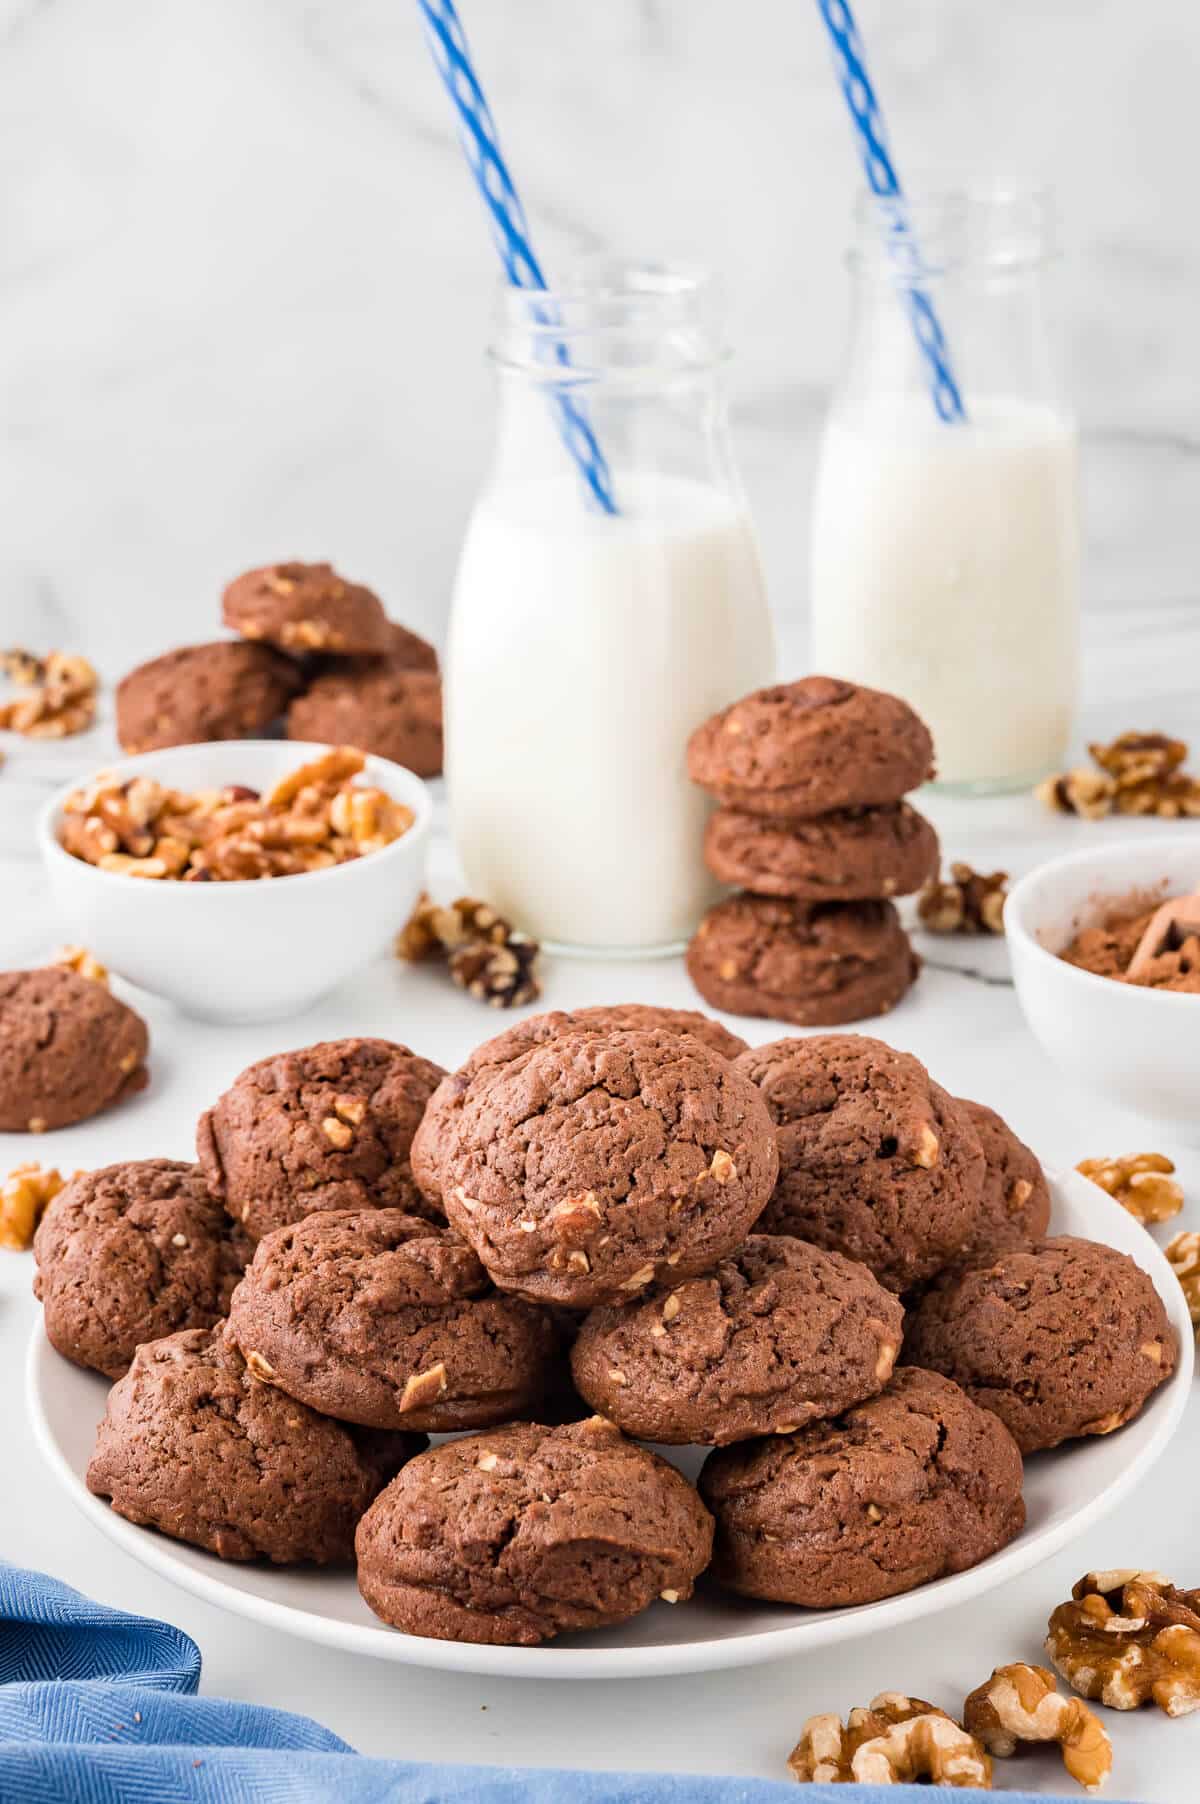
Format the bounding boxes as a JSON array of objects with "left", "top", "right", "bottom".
[
  {"left": 0, "top": 1163, "right": 68, "bottom": 1251},
  {"left": 1046, "top": 1572, "right": 1200, "bottom": 1716},
  {"left": 917, "top": 863, "right": 1008, "bottom": 935},
  {"left": 963, "top": 1663, "right": 1111, "bottom": 1793},
  {"left": 51, "top": 946, "right": 109, "bottom": 986},
  {"left": 396, "top": 892, "right": 541, "bottom": 1009},
  {"left": 1075, "top": 1153, "right": 1183, "bottom": 1226},
  {"left": 1037, "top": 731, "right": 1200, "bottom": 820},
  {"left": 788, "top": 1693, "right": 992, "bottom": 1788},
  {"left": 0, "top": 651, "right": 98, "bottom": 739},
  {"left": 1164, "top": 1232, "right": 1200, "bottom": 1332}
]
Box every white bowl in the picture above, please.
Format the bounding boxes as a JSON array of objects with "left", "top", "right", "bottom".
[
  {"left": 37, "top": 741, "right": 431, "bottom": 1024},
  {"left": 1007, "top": 835, "right": 1200, "bottom": 1135},
  {"left": 26, "top": 1167, "right": 1193, "bottom": 1679}
]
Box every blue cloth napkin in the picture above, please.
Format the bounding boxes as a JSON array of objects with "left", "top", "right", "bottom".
[{"left": 0, "top": 1563, "right": 1118, "bottom": 1801}]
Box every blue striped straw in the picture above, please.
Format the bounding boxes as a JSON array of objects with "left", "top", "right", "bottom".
[
  {"left": 815, "top": 0, "right": 967, "bottom": 423},
  {"left": 416, "top": 0, "right": 618, "bottom": 512}
]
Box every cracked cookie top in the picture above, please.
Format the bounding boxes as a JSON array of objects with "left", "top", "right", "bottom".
[
  {"left": 570, "top": 1233, "right": 905, "bottom": 1445},
  {"left": 355, "top": 1414, "right": 714, "bottom": 1646},
  {"left": 737, "top": 1033, "right": 985, "bottom": 1292},
  {"left": 86, "top": 1324, "right": 423, "bottom": 1565},
  {"left": 222, "top": 560, "right": 391, "bottom": 656},
  {"left": 904, "top": 1234, "right": 1177, "bottom": 1452},
  {"left": 197, "top": 1036, "right": 446, "bottom": 1242},
  {"left": 440, "top": 1026, "right": 778, "bottom": 1307},
  {"left": 33, "top": 1158, "right": 249, "bottom": 1379},
  {"left": 699, "top": 1366, "right": 1025, "bottom": 1608},
  {"left": 227, "top": 1208, "right": 556, "bottom": 1433}
]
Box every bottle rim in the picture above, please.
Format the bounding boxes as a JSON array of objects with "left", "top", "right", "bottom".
[
  {"left": 848, "top": 182, "right": 1059, "bottom": 283},
  {"left": 488, "top": 257, "right": 729, "bottom": 379}
]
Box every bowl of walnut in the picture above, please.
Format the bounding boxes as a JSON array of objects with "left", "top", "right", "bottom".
[
  {"left": 1007, "top": 836, "right": 1200, "bottom": 1137},
  {"left": 38, "top": 741, "right": 432, "bottom": 1023}
]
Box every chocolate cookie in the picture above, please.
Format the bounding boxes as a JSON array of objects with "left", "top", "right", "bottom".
[
  {"left": 115, "top": 641, "right": 301, "bottom": 754},
  {"left": 222, "top": 561, "right": 391, "bottom": 656},
  {"left": 227, "top": 1209, "right": 556, "bottom": 1431},
  {"left": 687, "top": 894, "right": 919, "bottom": 1027},
  {"left": 704, "top": 802, "right": 939, "bottom": 901},
  {"left": 0, "top": 967, "right": 149, "bottom": 1133},
  {"left": 687, "top": 677, "right": 935, "bottom": 818},
  {"left": 903, "top": 1236, "right": 1177, "bottom": 1452},
  {"left": 86, "top": 1325, "right": 424, "bottom": 1563},
  {"left": 441, "top": 1026, "right": 778, "bottom": 1307},
  {"left": 197, "top": 1037, "right": 446, "bottom": 1242},
  {"left": 33, "top": 1159, "right": 248, "bottom": 1379},
  {"left": 737, "top": 1034, "right": 986, "bottom": 1292},
  {"left": 699, "top": 1366, "right": 1025, "bottom": 1607},
  {"left": 288, "top": 665, "right": 443, "bottom": 778},
  {"left": 355, "top": 1415, "right": 713, "bottom": 1645},
  {"left": 411, "top": 1004, "right": 750, "bottom": 1212},
  {"left": 570, "top": 1235, "right": 905, "bottom": 1445},
  {"left": 956, "top": 1099, "right": 1052, "bottom": 1262}
]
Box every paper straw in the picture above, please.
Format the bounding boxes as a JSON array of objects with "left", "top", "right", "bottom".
[
  {"left": 815, "top": 0, "right": 967, "bottom": 423},
  {"left": 416, "top": 0, "right": 618, "bottom": 512}
]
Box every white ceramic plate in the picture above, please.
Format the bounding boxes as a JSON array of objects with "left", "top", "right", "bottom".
[{"left": 28, "top": 1168, "right": 1193, "bottom": 1680}]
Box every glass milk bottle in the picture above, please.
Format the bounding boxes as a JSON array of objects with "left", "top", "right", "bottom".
[
  {"left": 446, "top": 262, "right": 775, "bottom": 954},
  {"left": 810, "top": 189, "right": 1080, "bottom": 793}
]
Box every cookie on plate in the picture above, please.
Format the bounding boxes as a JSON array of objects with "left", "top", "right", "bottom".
[
  {"left": 0, "top": 967, "right": 149, "bottom": 1133},
  {"left": 411, "top": 1003, "right": 750, "bottom": 1211},
  {"left": 288, "top": 665, "right": 443, "bottom": 778},
  {"left": 955, "top": 1098, "right": 1052, "bottom": 1261},
  {"left": 703, "top": 802, "right": 939, "bottom": 901},
  {"left": 686, "top": 894, "right": 919, "bottom": 1028},
  {"left": 227, "top": 1208, "right": 557, "bottom": 1431},
  {"left": 738, "top": 1034, "right": 986, "bottom": 1292},
  {"left": 197, "top": 1036, "right": 446, "bottom": 1242},
  {"left": 115, "top": 641, "right": 302, "bottom": 754},
  {"left": 355, "top": 1415, "right": 713, "bottom": 1645},
  {"left": 687, "top": 677, "right": 935, "bottom": 818},
  {"left": 440, "top": 1026, "right": 778, "bottom": 1308},
  {"left": 570, "top": 1235, "right": 905, "bottom": 1445},
  {"left": 903, "top": 1235, "right": 1177, "bottom": 1452},
  {"left": 222, "top": 561, "right": 391, "bottom": 656},
  {"left": 33, "top": 1159, "right": 249, "bottom": 1379},
  {"left": 86, "top": 1325, "right": 424, "bottom": 1564},
  {"left": 699, "top": 1366, "right": 1025, "bottom": 1607}
]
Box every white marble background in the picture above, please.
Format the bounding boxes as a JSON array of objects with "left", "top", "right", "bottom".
[{"left": 0, "top": 0, "right": 1196, "bottom": 666}]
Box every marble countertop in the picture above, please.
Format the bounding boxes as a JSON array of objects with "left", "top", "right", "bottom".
[{"left": 3, "top": 612, "right": 1200, "bottom": 1798}]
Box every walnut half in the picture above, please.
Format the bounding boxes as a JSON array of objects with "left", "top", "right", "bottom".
[
  {"left": 1046, "top": 1572, "right": 1200, "bottom": 1716},
  {"left": 1076, "top": 1153, "right": 1183, "bottom": 1226},
  {"left": 963, "top": 1662, "right": 1111, "bottom": 1793},
  {"left": 788, "top": 1693, "right": 992, "bottom": 1788}
]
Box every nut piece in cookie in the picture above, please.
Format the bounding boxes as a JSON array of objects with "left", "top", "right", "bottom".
[
  {"left": 223, "top": 561, "right": 391, "bottom": 656},
  {"left": 355, "top": 1415, "right": 713, "bottom": 1646},
  {"left": 197, "top": 1036, "right": 446, "bottom": 1242},
  {"left": 115, "top": 641, "right": 302, "bottom": 754},
  {"left": 687, "top": 894, "right": 919, "bottom": 1028},
  {"left": 699, "top": 1367, "right": 1025, "bottom": 1608},
  {"left": 1046, "top": 1571, "right": 1200, "bottom": 1716},
  {"left": 440, "top": 1026, "right": 778, "bottom": 1307},
  {"left": 34, "top": 1159, "right": 250, "bottom": 1378},
  {"left": 0, "top": 967, "right": 149, "bottom": 1133},
  {"left": 410, "top": 1003, "right": 750, "bottom": 1213},
  {"left": 686, "top": 676, "right": 935, "bottom": 818},
  {"left": 904, "top": 1235, "right": 1177, "bottom": 1452},
  {"left": 737, "top": 1034, "right": 986, "bottom": 1292},
  {"left": 570, "top": 1234, "right": 904, "bottom": 1445},
  {"left": 704, "top": 802, "right": 939, "bottom": 902},
  {"left": 86, "top": 1324, "right": 424, "bottom": 1564},
  {"left": 789, "top": 1693, "right": 992, "bottom": 1788},
  {"left": 227, "top": 1208, "right": 557, "bottom": 1431},
  {"left": 963, "top": 1662, "right": 1112, "bottom": 1793},
  {"left": 956, "top": 1098, "right": 1052, "bottom": 1262}
]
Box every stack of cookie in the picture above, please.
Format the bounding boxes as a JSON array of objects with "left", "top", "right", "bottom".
[
  {"left": 115, "top": 560, "right": 443, "bottom": 777},
  {"left": 684, "top": 675, "right": 939, "bottom": 1025}
]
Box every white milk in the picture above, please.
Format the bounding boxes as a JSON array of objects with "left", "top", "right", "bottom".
[
  {"left": 810, "top": 397, "right": 1080, "bottom": 789},
  {"left": 446, "top": 473, "right": 775, "bottom": 951}
]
